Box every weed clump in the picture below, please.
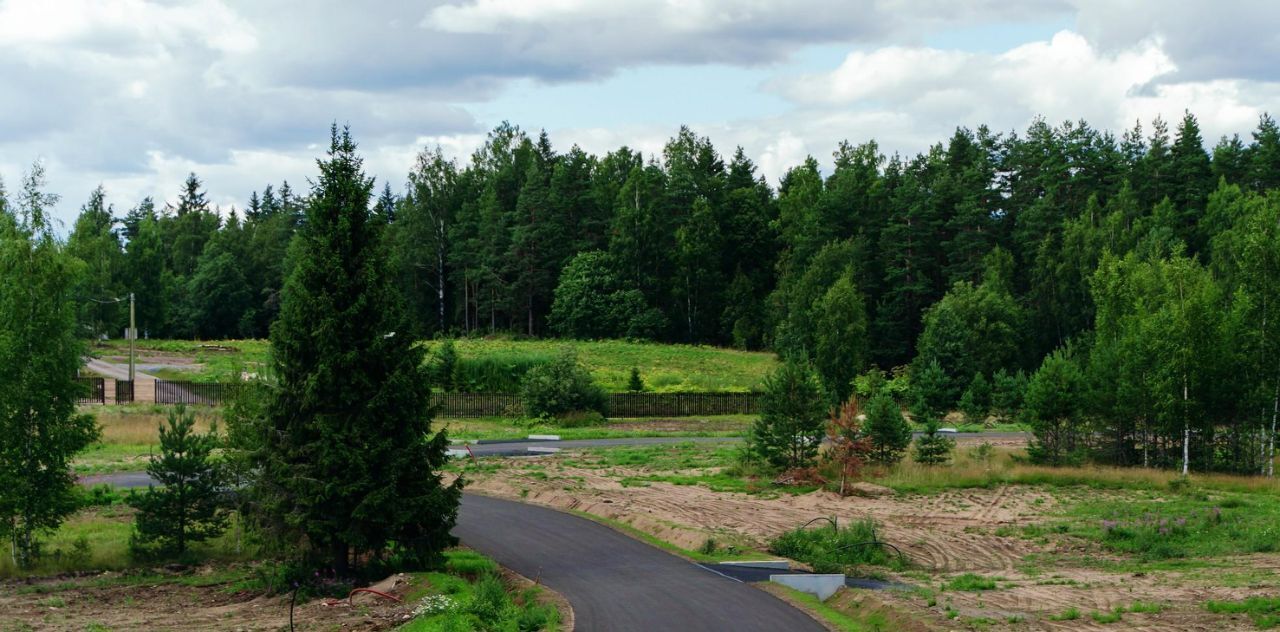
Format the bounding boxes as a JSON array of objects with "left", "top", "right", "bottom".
[{"left": 769, "top": 519, "right": 897, "bottom": 572}]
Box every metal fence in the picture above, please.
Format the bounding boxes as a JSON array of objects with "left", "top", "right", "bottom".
[
  {"left": 606, "top": 392, "right": 761, "bottom": 417},
  {"left": 429, "top": 391, "right": 761, "bottom": 418},
  {"left": 115, "top": 380, "right": 134, "bottom": 404},
  {"left": 78, "top": 378, "right": 763, "bottom": 418},
  {"left": 75, "top": 377, "right": 105, "bottom": 405},
  {"left": 155, "top": 380, "right": 230, "bottom": 406}
]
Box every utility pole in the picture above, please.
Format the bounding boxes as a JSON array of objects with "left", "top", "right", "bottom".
[{"left": 129, "top": 292, "right": 136, "bottom": 383}]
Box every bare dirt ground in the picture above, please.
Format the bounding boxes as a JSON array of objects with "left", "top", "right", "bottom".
[
  {"left": 0, "top": 570, "right": 417, "bottom": 631},
  {"left": 461, "top": 450, "right": 1274, "bottom": 631}
]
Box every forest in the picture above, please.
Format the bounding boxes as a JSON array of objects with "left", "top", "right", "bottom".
[{"left": 20, "top": 111, "right": 1280, "bottom": 475}]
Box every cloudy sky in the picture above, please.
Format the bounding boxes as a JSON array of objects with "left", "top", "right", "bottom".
[{"left": 2, "top": 0, "right": 1278, "bottom": 225}]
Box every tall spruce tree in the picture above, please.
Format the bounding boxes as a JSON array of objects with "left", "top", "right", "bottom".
[{"left": 255, "top": 127, "right": 460, "bottom": 574}]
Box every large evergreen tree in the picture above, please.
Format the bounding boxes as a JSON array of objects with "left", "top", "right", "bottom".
[{"left": 252, "top": 127, "right": 460, "bottom": 574}]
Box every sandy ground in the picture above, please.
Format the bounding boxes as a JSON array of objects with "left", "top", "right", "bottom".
[
  {"left": 0, "top": 570, "right": 417, "bottom": 631},
  {"left": 462, "top": 451, "right": 1275, "bottom": 631},
  {"left": 0, "top": 565, "right": 572, "bottom": 632}
]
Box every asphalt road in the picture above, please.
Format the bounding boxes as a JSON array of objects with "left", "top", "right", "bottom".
[
  {"left": 455, "top": 493, "right": 825, "bottom": 632},
  {"left": 459, "top": 432, "right": 1025, "bottom": 457}
]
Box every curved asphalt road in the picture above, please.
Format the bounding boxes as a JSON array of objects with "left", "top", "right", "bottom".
[{"left": 455, "top": 493, "right": 824, "bottom": 632}]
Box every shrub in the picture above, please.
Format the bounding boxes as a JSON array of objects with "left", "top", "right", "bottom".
[
  {"left": 519, "top": 349, "right": 607, "bottom": 418},
  {"left": 770, "top": 519, "right": 893, "bottom": 572},
  {"left": 468, "top": 572, "right": 514, "bottom": 626},
  {"left": 554, "top": 410, "right": 606, "bottom": 428},
  {"left": 749, "top": 361, "right": 826, "bottom": 470},
  {"left": 627, "top": 366, "right": 644, "bottom": 392}
]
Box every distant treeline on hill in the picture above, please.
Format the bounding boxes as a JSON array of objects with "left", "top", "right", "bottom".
[{"left": 25, "top": 111, "right": 1280, "bottom": 473}]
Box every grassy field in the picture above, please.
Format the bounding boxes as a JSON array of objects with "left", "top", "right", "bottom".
[
  {"left": 91, "top": 337, "right": 778, "bottom": 392},
  {"left": 437, "top": 338, "right": 776, "bottom": 392}
]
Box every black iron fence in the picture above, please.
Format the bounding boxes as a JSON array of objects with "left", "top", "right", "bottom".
[
  {"left": 115, "top": 380, "right": 135, "bottom": 404},
  {"left": 606, "top": 392, "right": 761, "bottom": 417},
  {"left": 74, "top": 378, "right": 763, "bottom": 418},
  {"left": 155, "top": 380, "right": 230, "bottom": 406},
  {"left": 75, "top": 377, "right": 105, "bottom": 405},
  {"left": 432, "top": 392, "right": 523, "bottom": 417},
  {"left": 429, "top": 391, "right": 761, "bottom": 418}
]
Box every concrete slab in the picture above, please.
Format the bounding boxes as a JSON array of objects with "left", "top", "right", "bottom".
[
  {"left": 446, "top": 449, "right": 470, "bottom": 458},
  {"left": 527, "top": 446, "right": 562, "bottom": 454},
  {"left": 769, "top": 574, "right": 845, "bottom": 601},
  {"left": 720, "top": 560, "right": 791, "bottom": 570},
  {"left": 527, "top": 434, "right": 561, "bottom": 441}
]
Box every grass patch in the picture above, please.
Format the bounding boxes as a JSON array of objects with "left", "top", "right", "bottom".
[
  {"left": 769, "top": 585, "right": 890, "bottom": 631},
  {"left": 401, "top": 550, "right": 560, "bottom": 631},
  {"left": 943, "top": 573, "right": 1000, "bottom": 591},
  {"left": 1060, "top": 492, "right": 1280, "bottom": 560},
  {"left": 433, "top": 338, "right": 777, "bottom": 393},
  {"left": 868, "top": 446, "right": 1280, "bottom": 496},
  {"left": 770, "top": 520, "right": 897, "bottom": 572},
  {"left": 0, "top": 506, "right": 254, "bottom": 578},
  {"left": 1090, "top": 608, "right": 1124, "bottom": 623},
  {"left": 1205, "top": 596, "right": 1280, "bottom": 628},
  {"left": 1048, "top": 607, "right": 1081, "bottom": 621}
]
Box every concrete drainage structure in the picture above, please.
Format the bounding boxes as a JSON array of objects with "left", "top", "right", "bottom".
[{"left": 769, "top": 574, "right": 846, "bottom": 601}]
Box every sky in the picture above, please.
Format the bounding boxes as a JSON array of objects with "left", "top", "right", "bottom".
[{"left": 2, "top": 0, "right": 1279, "bottom": 226}]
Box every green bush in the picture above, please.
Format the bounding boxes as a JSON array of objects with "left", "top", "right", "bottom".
[
  {"left": 944, "top": 573, "right": 999, "bottom": 591},
  {"left": 553, "top": 410, "right": 606, "bottom": 427},
  {"left": 770, "top": 519, "right": 894, "bottom": 572},
  {"left": 519, "top": 349, "right": 607, "bottom": 418}
]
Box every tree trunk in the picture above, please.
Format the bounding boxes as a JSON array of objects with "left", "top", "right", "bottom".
[{"left": 332, "top": 540, "right": 350, "bottom": 576}]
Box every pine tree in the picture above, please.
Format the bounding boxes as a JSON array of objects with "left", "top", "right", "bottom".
[
  {"left": 913, "top": 418, "right": 955, "bottom": 465},
  {"left": 865, "top": 391, "right": 911, "bottom": 465},
  {"left": 958, "top": 372, "right": 992, "bottom": 424},
  {"left": 627, "top": 367, "right": 644, "bottom": 392},
  {"left": 749, "top": 361, "right": 826, "bottom": 470},
  {"left": 252, "top": 127, "right": 460, "bottom": 575},
  {"left": 1250, "top": 113, "right": 1280, "bottom": 192},
  {"left": 66, "top": 186, "right": 124, "bottom": 337},
  {"left": 0, "top": 162, "right": 100, "bottom": 568},
  {"left": 129, "top": 406, "right": 227, "bottom": 556}
]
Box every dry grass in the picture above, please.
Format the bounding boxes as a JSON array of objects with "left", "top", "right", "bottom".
[
  {"left": 870, "top": 444, "right": 1280, "bottom": 495},
  {"left": 86, "top": 405, "right": 217, "bottom": 445}
]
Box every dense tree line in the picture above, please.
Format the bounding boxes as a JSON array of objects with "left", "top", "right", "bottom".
[{"left": 39, "top": 111, "right": 1280, "bottom": 474}]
